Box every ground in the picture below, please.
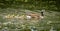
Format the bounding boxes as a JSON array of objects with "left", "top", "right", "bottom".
[{"left": 0, "top": 8, "right": 60, "bottom": 31}]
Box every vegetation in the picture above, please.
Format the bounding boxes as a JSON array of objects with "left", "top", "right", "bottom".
[
  {"left": 0, "top": 0, "right": 60, "bottom": 31},
  {"left": 0, "top": 0, "right": 60, "bottom": 11}
]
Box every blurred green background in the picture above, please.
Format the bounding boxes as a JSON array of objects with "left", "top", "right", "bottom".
[{"left": 0, "top": 0, "right": 60, "bottom": 31}]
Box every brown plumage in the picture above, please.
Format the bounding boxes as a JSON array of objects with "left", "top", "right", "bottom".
[{"left": 28, "top": 13, "right": 41, "bottom": 20}]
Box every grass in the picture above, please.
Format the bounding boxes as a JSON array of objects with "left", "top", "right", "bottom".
[{"left": 0, "top": 8, "right": 60, "bottom": 31}]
